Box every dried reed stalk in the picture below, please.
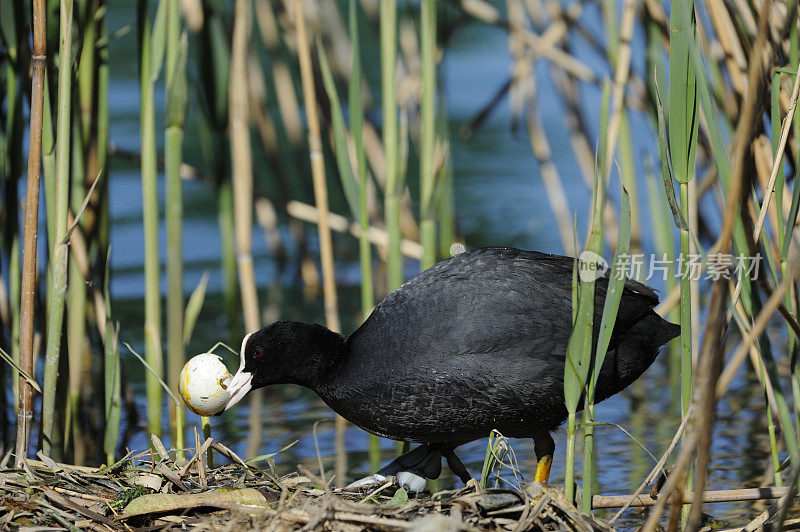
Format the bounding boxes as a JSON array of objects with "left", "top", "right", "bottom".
[
  {"left": 15, "top": 0, "right": 47, "bottom": 467},
  {"left": 293, "top": 0, "right": 345, "bottom": 486},
  {"left": 229, "top": 0, "right": 264, "bottom": 461}
]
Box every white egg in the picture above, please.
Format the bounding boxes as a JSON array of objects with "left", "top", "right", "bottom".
[{"left": 179, "top": 353, "right": 233, "bottom": 416}]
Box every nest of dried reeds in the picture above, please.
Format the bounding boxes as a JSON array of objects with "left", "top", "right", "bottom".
[{"left": 0, "top": 436, "right": 610, "bottom": 532}]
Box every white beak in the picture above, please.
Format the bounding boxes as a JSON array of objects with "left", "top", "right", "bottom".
[
  {"left": 222, "top": 332, "right": 254, "bottom": 413},
  {"left": 223, "top": 369, "right": 253, "bottom": 412}
]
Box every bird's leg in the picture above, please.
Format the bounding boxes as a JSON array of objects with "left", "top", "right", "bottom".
[
  {"left": 346, "top": 444, "right": 442, "bottom": 492},
  {"left": 533, "top": 433, "right": 555, "bottom": 484},
  {"left": 443, "top": 447, "right": 472, "bottom": 484}
]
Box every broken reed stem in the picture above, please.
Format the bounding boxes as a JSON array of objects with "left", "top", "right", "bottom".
[
  {"left": 286, "top": 201, "right": 424, "bottom": 259},
  {"left": 42, "top": 0, "right": 74, "bottom": 458},
  {"left": 293, "top": 0, "right": 345, "bottom": 486},
  {"left": 15, "top": 0, "right": 47, "bottom": 467}
]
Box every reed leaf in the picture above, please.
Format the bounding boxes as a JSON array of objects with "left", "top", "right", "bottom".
[
  {"left": 316, "top": 41, "right": 360, "bottom": 220},
  {"left": 183, "top": 272, "right": 210, "bottom": 347},
  {"left": 668, "top": 0, "right": 698, "bottom": 186},
  {"left": 654, "top": 81, "right": 687, "bottom": 230},
  {"left": 564, "top": 84, "right": 610, "bottom": 414},
  {"left": 564, "top": 81, "right": 610, "bottom": 503},
  {"left": 589, "top": 184, "right": 631, "bottom": 392},
  {"left": 582, "top": 180, "right": 630, "bottom": 513},
  {"left": 0, "top": 346, "right": 41, "bottom": 394},
  {"left": 150, "top": 0, "right": 167, "bottom": 81}
]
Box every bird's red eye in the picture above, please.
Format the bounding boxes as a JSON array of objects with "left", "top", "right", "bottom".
[{"left": 253, "top": 348, "right": 263, "bottom": 359}]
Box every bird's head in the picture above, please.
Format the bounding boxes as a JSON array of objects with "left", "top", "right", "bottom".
[{"left": 222, "top": 321, "right": 344, "bottom": 413}]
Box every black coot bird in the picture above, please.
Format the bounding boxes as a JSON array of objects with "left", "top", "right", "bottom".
[{"left": 223, "top": 247, "right": 679, "bottom": 490}]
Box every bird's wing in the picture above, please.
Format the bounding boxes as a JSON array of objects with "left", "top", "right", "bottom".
[{"left": 348, "top": 248, "right": 661, "bottom": 366}]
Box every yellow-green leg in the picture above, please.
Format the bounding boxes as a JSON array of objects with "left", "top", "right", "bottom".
[{"left": 534, "top": 433, "right": 555, "bottom": 484}]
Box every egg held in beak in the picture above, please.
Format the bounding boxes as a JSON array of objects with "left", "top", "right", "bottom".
[{"left": 179, "top": 353, "right": 233, "bottom": 416}]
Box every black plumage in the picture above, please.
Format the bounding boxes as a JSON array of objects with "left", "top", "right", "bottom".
[{"left": 227, "top": 247, "right": 679, "bottom": 485}]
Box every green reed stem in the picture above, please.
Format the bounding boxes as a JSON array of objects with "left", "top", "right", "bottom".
[
  {"left": 437, "top": 96, "right": 455, "bottom": 257},
  {"left": 77, "top": 1, "right": 95, "bottom": 148},
  {"left": 419, "top": 0, "right": 437, "bottom": 269},
  {"left": 165, "top": 0, "right": 187, "bottom": 455},
  {"left": 97, "top": 0, "right": 110, "bottom": 263},
  {"left": 138, "top": 0, "right": 164, "bottom": 439},
  {"left": 103, "top": 249, "right": 121, "bottom": 465},
  {"left": 218, "top": 179, "right": 238, "bottom": 320},
  {"left": 772, "top": 70, "right": 793, "bottom": 469},
  {"left": 42, "top": 0, "right": 74, "bottom": 458},
  {"left": 67, "top": 118, "right": 86, "bottom": 464},
  {"left": 202, "top": 416, "right": 213, "bottom": 467},
  {"left": 669, "top": 0, "right": 698, "bottom": 510},
  {"left": 565, "top": 412, "right": 577, "bottom": 501},
  {"left": 760, "top": 355, "right": 783, "bottom": 486},
  {"left": 583, "top": 183, "right": 631, "bottom": 514},
  {"left": 3, "top": 61, "right": 22, "bottom": 414},
  {"left": 381, "top": 0, "right": 402, "bottom": 290},
  {"left": 347, "top": 0, "right": 380, "bottom": 471},
  {"left": 43, "top": 75, "right": 57, "bottom": 252},
  {"left": 789, "top": 0, "right": 800, "bottom": 444}
]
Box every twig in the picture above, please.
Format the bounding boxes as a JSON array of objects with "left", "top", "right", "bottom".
[
  {"left": 609, "top": 404, "right": 693, "bottom": 522},
  {"left": 737, "top": 466, "right": 800, "bottom": 532},
  {"left": 0, "top": 347, "right": 42, "bottom": 394},
  {"left": 61, "top": 168, "right": 103, "bottom": 244},
  {"left": 357, "top": 479, "right": 394, "bottom": 504},
  {"left": 594, "top": 486, "right": 790, "bottom": 509},
  {"left": 729, "top": 58, "right": 800, "bottom": 309},
  {"left": 715, "top": 278, "right": 789, "bottom": 398},
  {"left": 123, "top": 342, "right": 181, "bottom": 406},
  {"left": 286, "top": 200, "right": 423, "bottom": 259}
]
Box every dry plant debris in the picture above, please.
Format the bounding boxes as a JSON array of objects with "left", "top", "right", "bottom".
[{"left": 0, "top": 437, "right": 610, "bottom": 531}]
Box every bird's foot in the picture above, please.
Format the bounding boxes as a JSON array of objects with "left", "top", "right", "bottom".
[
  {"left": 396, "top": 471, "right": 427, "bottom": 492},
  {"left": 346, "top": 444, "right": 443, "bottom": 493},
  {"left": 345, "top": 473, "right": 388, "bottom": 490},
  {"left": 344, "top": 471, "right": 427, "bottom": 493}
]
